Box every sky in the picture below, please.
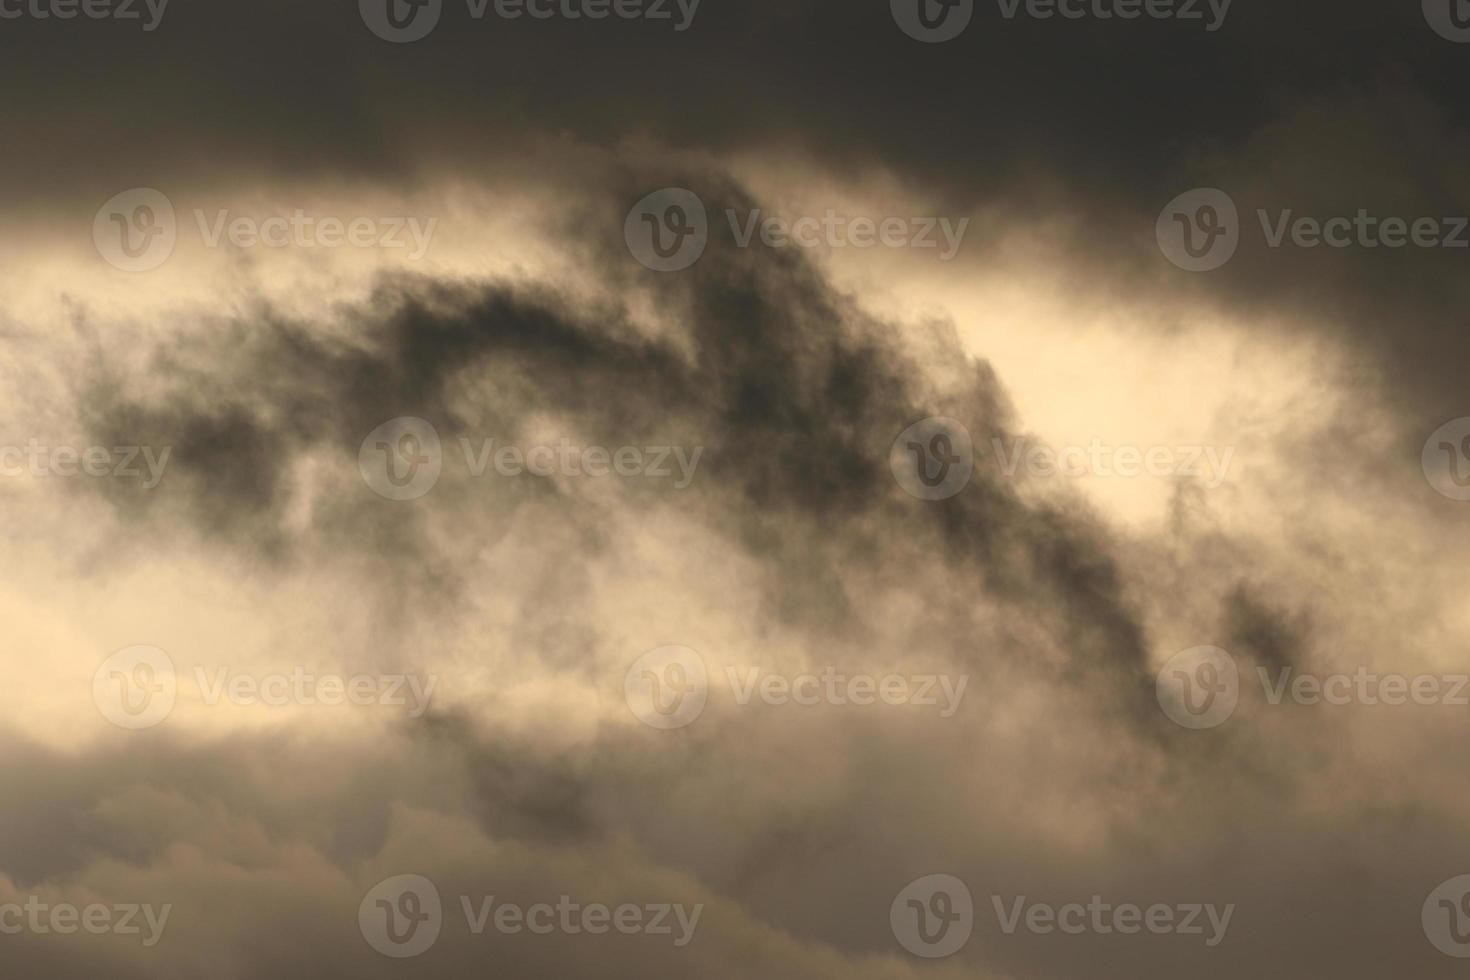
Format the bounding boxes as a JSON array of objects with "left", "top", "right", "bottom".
[{"left": 4, "top": 0, "right": 1470, "bottom": 975}]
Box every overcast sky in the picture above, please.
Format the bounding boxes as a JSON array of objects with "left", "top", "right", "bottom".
[{"left": 3, "top": 0, "right": 1470, "bottom": 976}]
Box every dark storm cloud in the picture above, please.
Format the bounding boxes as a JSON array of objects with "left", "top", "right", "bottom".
[
  {"left": 74, "top": 170, "right": 1170, "bottom": 736},
  {"left": 3, "top": 0, "right": 1463, "bottom": 439},
  {"left": 0, "top": 0, "right": 1458, "bottom": 209},
  {"left": 7, "top": 2, "right": 1470, "bottom": 977}
]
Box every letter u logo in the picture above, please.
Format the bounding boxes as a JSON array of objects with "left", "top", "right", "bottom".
[
  {"left": 643, "top": 663, "right": 691, "bottom": 716},
  {"left": 907, "top": 433, "right": 960, "bottom": 489},
  {"left": 110, "top": 206, "right": 163, "bottom": 259},
  {"left": 1173, "top": 661, "right": 1227, "bottom": 716},
  {"left": 1439, "top": 436, "right": 1470, "bottom": 487},
  {"left": 110, "top": 663, "right": 162, "bottom": 716},
  {"left": 915, "top": 0, "right": 963, "bottom": 29},
  {"left": 907, "top": 891, "right": 960, "bottom": 944},
  {"left": 1441, "top": 894, "right": 1470, "bottom": 944},
  {"left": 1174, "top": 205, "right": 1227, "bottom": 259},
  {"left": 377, "top": 433, "right": 431, "bottom": 488},
  {"left": 642, "top": 205, "right": 696, "bottom": 259},
  {"left": 386, "top": 0, "right": 430, "bottom": 28},
  {"left": 378, "top": 891, "right": 431, "bottom": 945}
]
